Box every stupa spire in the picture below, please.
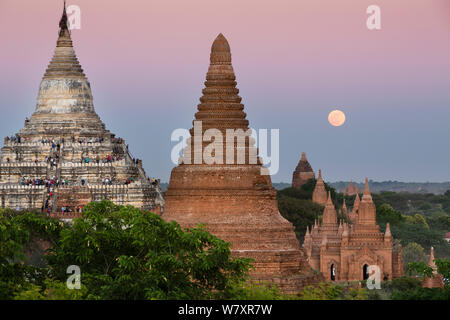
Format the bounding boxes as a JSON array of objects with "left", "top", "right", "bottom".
[
  {"left": 428, "top": 246, "right": 436, "bottom": 268},
  {"left": 55, "top": 0, "right": 74, "bottom": 49},
  {"left": 31, "top": 1, "right": 92, "bottom": 117},
  {"left": 301, "top": 152, "right": 307, "bottom": 161},
  {"left": 322, "top": 192, "right": 337, "bottom": 225},
  {"left": 326, "top": 191, "right": 332, "bottom": 205},
  {"left": 353, "top": 193, "right": 360, "bottom": 211},
  {"left": 357, "top": 177, "right": 377, "bottom": 226},
  {"left": 312, "top": 169, "right": 327, "bottom": 206},
  {"left": 384, "top": 223, "right": 392, "bottom": 245},
  {"left": 40, "top": 0, "right": 86, "bottom": 81},
  {"left": 422, "top": 246, "right": 444, "bottom": 288},
  {"left": 385, "top": 223, "right": 392, "bottom": 237},
  {"left": 363, "top": 177, "right": 371, "bottom": 195},
  {"left": 59, "top": 1, "right": 69, "bottom": 33}
]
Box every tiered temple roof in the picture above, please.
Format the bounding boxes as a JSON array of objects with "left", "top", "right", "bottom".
[{"left": 0, "top": 4, "right": 164, "bottom": 215}]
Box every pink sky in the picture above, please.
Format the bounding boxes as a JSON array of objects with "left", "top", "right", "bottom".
[{"left": 1, "top": 0, "right": 450, "bottom": 182}]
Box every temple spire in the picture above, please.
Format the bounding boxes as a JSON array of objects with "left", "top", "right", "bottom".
[
  {"left": 338, "top": 221, "right": 343, "bottom": 235},
  {"left": 312, "top": 169, "right": 328, "bottom": 205},
  {"left": 385, "top": 223, "right": 392, "bottom": 237},
  {"left": 363, "top": 177, "right": 370, "bottom": 196},
  {"left": 342, "top": 197, "right": 348, "bottom": 215},
  {"left": 301, "top": 152, "right": 307, "bottom": 161},
  {"left": 357, "top": 177, "right": 377, "bottom": 225},
  {"left": 354, "top": 193, "right": 360, "bottom": 209},
  {"left": 35, "top": 4, "right": 90, "bottom": 114},
  {"left": 361, "top": 177, "right": 373, "bottom": 202},
  {"left": 422, "top": 246, "right": 444, "bottom": 288},
  {"left": 428, "top": 246, "right": 436, "bottom": 268},
  {"left": 384, "top": 223, "right": 392, "bottom": 244},
  {"left": 59, "top": 1, "right": 69, "bottom": 35},
  {"left": 322, "top": 191, "right": 337, "bottom": 225},
  {"left": 326, "top": 191, "right": 332, "bottom": 205}
]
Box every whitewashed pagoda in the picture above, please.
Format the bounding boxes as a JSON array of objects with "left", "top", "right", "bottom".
[{"left": 0, "top": 4, "right": 163, "bottom": 217}]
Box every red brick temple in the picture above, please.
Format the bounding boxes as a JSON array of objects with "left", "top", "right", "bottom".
[{"left": 163, "top": 34, "right": 321, "bottom": 293}]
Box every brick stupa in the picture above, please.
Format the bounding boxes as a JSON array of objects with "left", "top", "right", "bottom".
[
  {"left": 292, "top": 152, "right": 315, "bottom": 188},
  {"left": 0, "top": 5, "right": 164, "bottom": 215},
  {"left": 163, "top": 34, "right": 320, "bottom": 293}
]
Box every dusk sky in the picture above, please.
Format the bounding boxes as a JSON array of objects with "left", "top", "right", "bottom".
[{"left": 0, "top": 0, "right": 449, "bottom": 183}]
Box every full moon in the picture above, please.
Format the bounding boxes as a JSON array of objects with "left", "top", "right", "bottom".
[{"left": 328, "top": 110, "right": 346, "bottom": 127}]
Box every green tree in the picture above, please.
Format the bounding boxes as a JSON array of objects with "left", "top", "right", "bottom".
[
  {"left": 298, "top": 282, "right": 367, "bottom": 300},
  {"left": 404, "top": 214, "right": 430, "bottom": 229},
  {"left": 277, "top": 196, "right": 323, "bottom": 240},
  {"left": 45, "top": 200, "right": 251, "bottom": 300},
  {"left": 14, "top": 279, "right": 88, "bottom": 300},
  {"left": 402, "top": 242, "right": 427, "bottom": 271},
  {"left": 0, "top": 210, "right": 62, "bottom": 299},
  {"left": 224, "top": 281, "right": 291, "bottom": 300},
  {"left": 376, "top": 203, "right": 404, "bottom": 225},
  {"left": 419, "top": 202, "right": 432, "bottom": 210},
  {"left": 434, "top": 259, "right": 450, "bottom": 284}
]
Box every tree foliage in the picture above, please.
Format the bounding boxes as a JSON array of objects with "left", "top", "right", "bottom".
[
  {"left": 277, "top": 196, "right": 323, "bottom": 240},
  {"left": 44, "top": 201, "right": 252, "bottom": 299},
  {"left": 402, "top": 242, "right": 427, "bottom": 271},
  {"left": 1, "top": 201, "right": 253, "bottom": 300},
  {"left": 298, "top": 282, "right": 367, "bottom": 300},
  {"left": 376, "top": 203, "right": 404, "bottom": 225}
]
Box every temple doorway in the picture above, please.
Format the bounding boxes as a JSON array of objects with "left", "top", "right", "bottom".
[
  {"left": 330, "top": 264, "right": 336, "bottom": 281},
  {"left": 363, "top": 264, "right": 369, "bottom": 280}
]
